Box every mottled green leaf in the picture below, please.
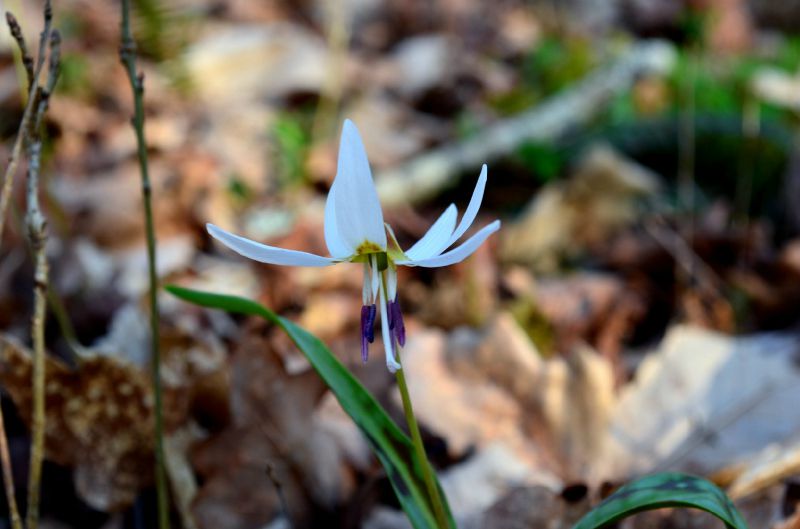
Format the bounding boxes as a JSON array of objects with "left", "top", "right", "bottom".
[
  {"left": 166, "top": 286, "right": 455, "bottom": 529},
  {"left": 573, "top": 472, "right": 748, "bottom": 529}
]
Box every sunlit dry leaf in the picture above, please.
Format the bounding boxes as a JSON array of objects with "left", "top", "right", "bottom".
[
  {"left": 446, "top": 313, "right": 615, "bottom": 476},
  {"left": 597, "top": 326, "right": 800, "bottom": 482},
  {"left": 501, "top": 144, "right": 660, "bottom": 271}
]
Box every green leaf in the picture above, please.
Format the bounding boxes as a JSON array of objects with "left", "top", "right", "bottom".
[
  {"left": 166, "top": 286, "right": 456, "bottom": 529},
  {"left": 573, "top": 472, "right": 749, "bottom": 529}
]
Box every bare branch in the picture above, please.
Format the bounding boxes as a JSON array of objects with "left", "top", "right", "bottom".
[
  {"left": 118, "top": 1, "right": 171, "bottom": 528},
  {"left": 23, "top": 11, "right": 59, "bottom": 529},
  {"left": 0, "top": 0, "right": 54, "bottom": 247}
]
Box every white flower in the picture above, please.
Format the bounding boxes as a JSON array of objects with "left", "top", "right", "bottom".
[{"left": 207, "top": 119, "right": 500, "bottom": 372}]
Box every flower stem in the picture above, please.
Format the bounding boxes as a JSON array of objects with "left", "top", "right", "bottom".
[
  {"left": 119, "top": 3, "right": 170, "bottom": 528},
  {"left": 394, "top": 367, "right": 449, "bottom": 529}
]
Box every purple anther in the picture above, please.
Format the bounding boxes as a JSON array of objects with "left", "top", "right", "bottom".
[
  {"left": 366, "top": 304, "right": 376, "bottom": 342},
  {"left": 360, "top": 304, "right": 377, "bottom": 363},
  {"left": 389, "top": 299, "right": 406, "bottom": 347}
]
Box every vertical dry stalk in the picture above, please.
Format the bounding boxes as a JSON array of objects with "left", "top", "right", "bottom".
[
  {"left": 25, "top": 138, "right": 47, "bottom": 529},
  {"left": 0, "top": 396, "right": 21, "bottom": 529},
  {"left": 310, "top": 0, "right": 349, "bottom": 144},
  {"left": 0, "top": 6, "right": 56, "bottom": 528},
  {"left": 0, "top": 2, "right": 53, "bottom": 246},
  {"left": 118, "top": 2, "right": 170, "bottom": 528},
  {"left": 24, "top": 27, "right": 60, "bottom": 529}
]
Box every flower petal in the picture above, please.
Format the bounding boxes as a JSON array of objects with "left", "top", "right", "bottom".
[
  {"left": 448, "top": 164, "right": 487, "bottom": 247},
  {"left": 207, "top": 223, "right": 336, "bottom": 267},
  {"left": 332, "top": 120, "right": 387, "bottom": 251},
  {"left": 324, "top": 181, "right": 353, "bottom": 258},
  {"left": 404, "top": 204, "right": 457, "bottom": 261},
  {"left": 397, "top": 220, "right": 500, "bottom": 268}
]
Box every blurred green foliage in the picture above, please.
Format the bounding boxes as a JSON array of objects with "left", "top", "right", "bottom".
[
  {"left": 57, "top": 54, "right": 90, "bottom": 97},
  {"left": 509, "top": 298, "right": 556, "bottom": 357},
  {"left": 504, "top": 27, "right": 800, "bottom": 223},
  {"left": 514, "top": 142, "right": 566, "bottom": 184},
  {"left": 131, "top": 0, "right": 200, "bottom": 92},
  {"left": 522, "top": 37, "right": 596, "bottom": 96},
  {"left": 132, "top": 0, "right": 194, "bottom": 61},
  {"left": 489, "top": 37, "right": 596, "bottom": 116},
  {"left": 225, "top": 173, "right": 253, "bottom": 211},
  {"left": 271, "top": 112, "right": 312, "bottom": 189}
]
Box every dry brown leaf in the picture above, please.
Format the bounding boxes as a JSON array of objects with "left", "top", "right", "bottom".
[
  {"left": 190, "top": 334, "right": 355, "bottom": 529},
  {"left": 0, "top": 335, "right": 155, "bottom": 511}
]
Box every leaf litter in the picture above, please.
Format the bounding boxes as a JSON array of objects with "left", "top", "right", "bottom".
[{"left": 3, "top": 0, "right": 800, "bottom": 527}]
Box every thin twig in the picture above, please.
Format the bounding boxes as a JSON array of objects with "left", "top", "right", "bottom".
[
  {"left": 0, "top": 395, "right": 22, "bottom": 529},
  {"left": 24, "top": 27, "right": 60, "bottom": 529},
  {"left": 118, "top": 3, "right": 170, "bottom": 528},
  {"left": 0, "top": 2, "right": 53, "bottom": 246},
  {"left": 25, "top": 138, "right": 47, "bottom": 529},
  {"left": 644, "top": 216, "right": 723, "bottom": 295},
  {"left": 9, "top": 200, "right": 84, "bottom": 362},
  {"left": 265, "top": 462, "right": 294, "bottom": 529},
  {"left": 6, "top": 12, "right": 34, "bottom": 87}
]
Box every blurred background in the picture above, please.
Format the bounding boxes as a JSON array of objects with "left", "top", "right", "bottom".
[{"left": 2, "top": 0, "right": 800, "bottom": 527}]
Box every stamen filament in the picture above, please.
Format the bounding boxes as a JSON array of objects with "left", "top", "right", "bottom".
[
  {"left": 362, "top": 263, "right": 371, "bottom": 305},
  {"left": 370, "top": 254, "right": 380, "bottom": 303},
  {"left": 379, "top": 271, "right": 401, "bottom": 372}
]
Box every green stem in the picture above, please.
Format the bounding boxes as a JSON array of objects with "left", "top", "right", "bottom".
[
  {"left": 379, "top": 271, "right": 447, "bottom": 527},
  {"left": 394, "top": 357, "right": 449, "bottom": 529},
  {"left": 119, "top": 3, "right": 170, "bottom": 528}
]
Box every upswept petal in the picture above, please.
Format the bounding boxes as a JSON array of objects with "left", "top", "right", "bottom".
[
  {"left": 397, "top": 220, "right": 501, "bottom": 268},
  {"left": 324, "top": 182, "right": 353, "bottom": 258},
  {"left": 448, "top": 164, "right": 487, "bottom": 247},
  {"left": 404, "top": 204, "right": 457, "bottom": 261},
  {"left": 332, "top": 120, "right": 387, "bottom": 251},
  {"left": 207, "top": 224, "right": 336, "bottom": 267}
]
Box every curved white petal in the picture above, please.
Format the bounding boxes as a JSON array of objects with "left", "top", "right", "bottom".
[
  {"left": 397, "top": 220, "right": 500, "bottom": 268},
  {"left": 207, "top": 224, "right": 336, "bottom": 267},
  {"left": 404, "top": 204, "right": 457, "bottom": 261},
  {"left": 324, "top": 182, "right": 353, "bottom": 258},
  {"left": 448, "top": 164, "right": 487, "bottom": 246},
  {"left": 332, "top": 120, "right": 387, "bottom": 251}
]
